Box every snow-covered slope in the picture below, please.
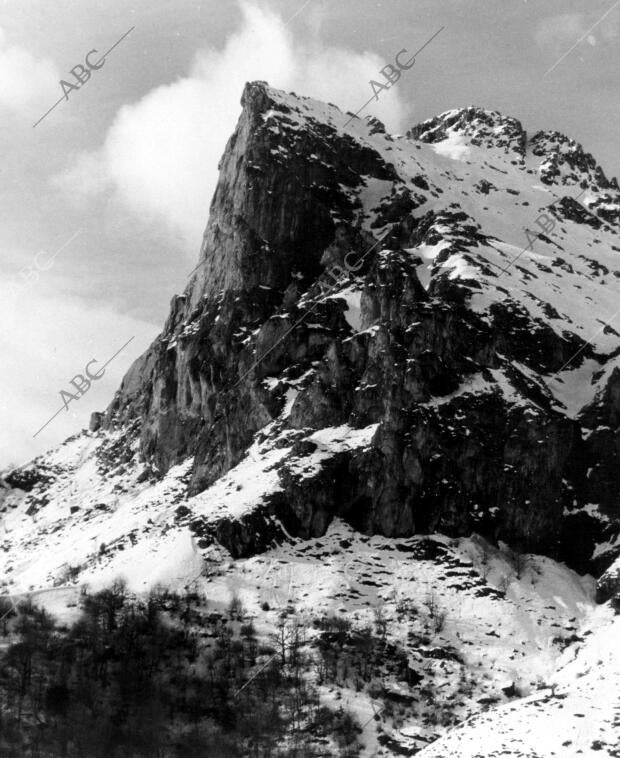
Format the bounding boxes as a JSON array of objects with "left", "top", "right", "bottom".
[
  {"left": 2, "top": 498, "right": 612, "bottom": 757},
  {"left": 2, "top": 83, "right": 620, "bottom": 756},
  {"left": 418, "top": 608, "right": 620, "bottom": 758}
]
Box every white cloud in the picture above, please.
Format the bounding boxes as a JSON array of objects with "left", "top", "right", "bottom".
[
  {"left": 0, "top": 27, "right": 59, "bottom": 114},
  {"left": 56, "top": 1, "right": 408, "bottom": 246},
  {"left": 0, "top": 275, "right": 157, "bottom": 469}
]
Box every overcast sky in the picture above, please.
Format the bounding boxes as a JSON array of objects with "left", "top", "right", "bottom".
[{"left": 0, "top": 0, "right": 618, "bottom": 468}]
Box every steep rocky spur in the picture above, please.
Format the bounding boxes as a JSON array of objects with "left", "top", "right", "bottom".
[{"left": 91, "top": 83, "right": 620, "bottom": 582}]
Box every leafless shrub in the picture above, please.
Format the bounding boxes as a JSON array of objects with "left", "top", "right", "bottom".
[
  {"left": 373, "top": 605, "right": 387, "bottom": 639},
  {"left": 426, "top": 592, "right": 439, "bottom": 619},
  {"left": 228, "top": 593, "right": 245, "bottom": 620},
  {"left": 433, "top": 608, "right": 448, "bottom": 634}
]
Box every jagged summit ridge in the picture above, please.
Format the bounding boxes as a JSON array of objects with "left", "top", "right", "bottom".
[
  {"left": 2, "top": 80, "right": 620, "bottom": 596},
  {"left": 408, "top": 106, "right": 528, "bottom": 156},
  {"left": 409, "top": 101, "right": 618, "bottom": 193}
]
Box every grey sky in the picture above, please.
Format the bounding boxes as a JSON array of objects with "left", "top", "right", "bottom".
[{"left": 0, "top": 0, "right": 618, "bottom": 467}]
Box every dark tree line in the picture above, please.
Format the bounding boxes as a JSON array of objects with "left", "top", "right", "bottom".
[{"left": 0, "top": 584, "right": 361, "bottom": 758}]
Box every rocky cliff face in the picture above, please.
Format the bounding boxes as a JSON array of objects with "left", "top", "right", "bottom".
[{"left": 4, "top": 81, "right": 620, "bottom": 594}]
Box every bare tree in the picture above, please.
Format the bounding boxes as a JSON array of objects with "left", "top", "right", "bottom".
[{"left": 373, "top": 605, "right": 387, "bottom": 640}]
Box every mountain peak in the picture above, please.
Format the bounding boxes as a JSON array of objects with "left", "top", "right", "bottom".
[
  {"left": 529, "top": 129, "right": 618, "bottom": 190},
  {"left": 408, "top": 106, "right": 527, "bottom": 156},
  {"left": 4, "top": 81, "right": 620, "bottom": 594}
]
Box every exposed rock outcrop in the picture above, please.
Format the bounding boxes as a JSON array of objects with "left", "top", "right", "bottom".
[{"left": 5, "top": 82, "right": 620, "bottom": 581}]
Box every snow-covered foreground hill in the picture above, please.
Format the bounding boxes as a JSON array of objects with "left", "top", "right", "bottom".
[
  {"left": 418, "top": 610, "right": 620, "bottom": 758},
  {"left": 1, "top": 428, "right": 617, "bottom": 756}
]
